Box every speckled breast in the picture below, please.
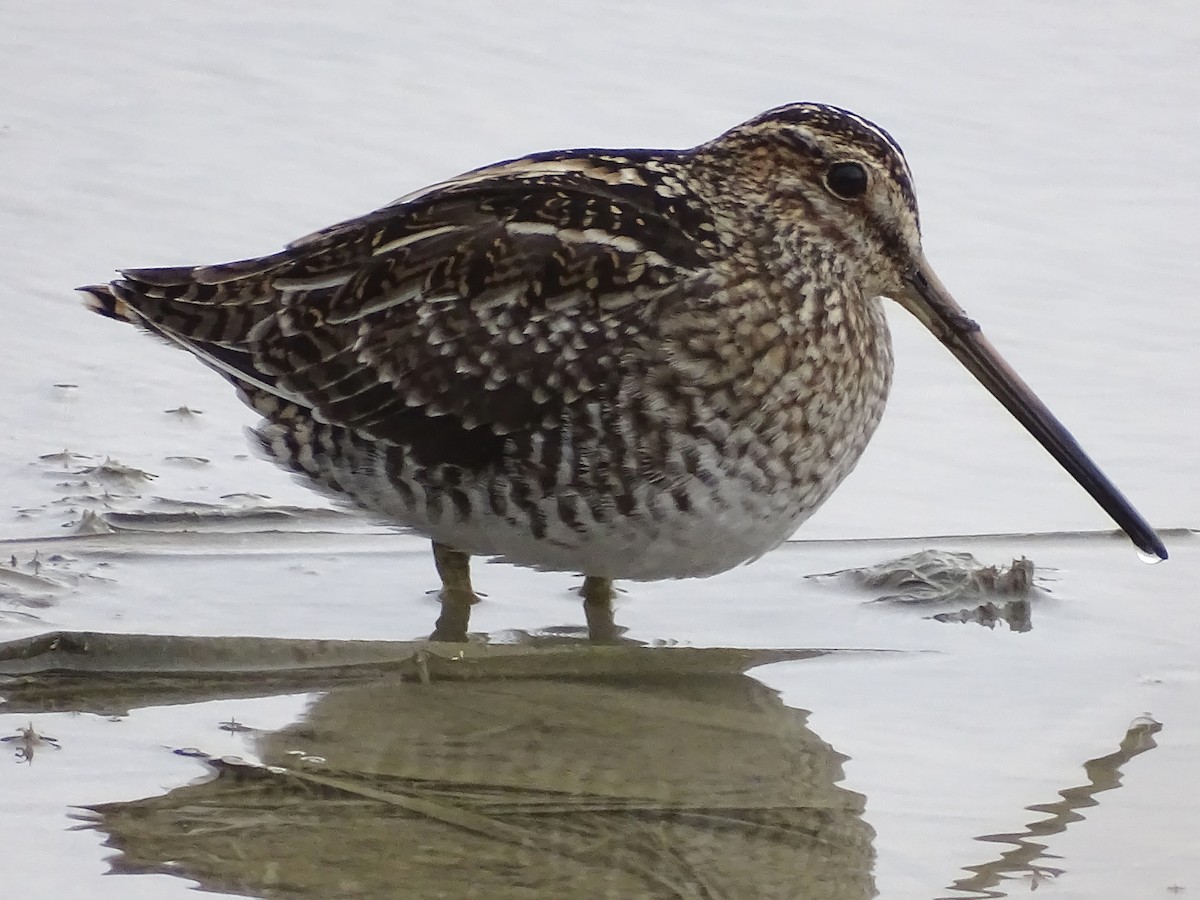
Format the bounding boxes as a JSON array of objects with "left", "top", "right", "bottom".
[{"left": 257, "top": 292, "right": 895, "bottom": 580}]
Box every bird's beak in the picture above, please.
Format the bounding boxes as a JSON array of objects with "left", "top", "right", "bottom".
[{"left": 894, "top": 252, "right": 1167, "bottom": 560}]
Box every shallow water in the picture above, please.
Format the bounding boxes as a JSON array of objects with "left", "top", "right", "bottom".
[
  {"left": 1, "top": 527, "right": 1197, "bottom": 898},
  {"left": 2, "top": 2, "right": 1199, "bottom": 898}
]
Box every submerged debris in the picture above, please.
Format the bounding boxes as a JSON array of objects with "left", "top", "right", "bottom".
[
  {"left": 75, "top": 457, "right": 157, "bottom": 485},
  {"left": 38, "top": 449, "right": 93, "bottom": 467},
  {"left": 810, "top": 550, "right": 1035, "bottom": 603},
  {"left": 71, "top": 509, "right": 119, "bottom": 535},
  {"left": 809, "top": 550, "right": 1038, "bottom": 631},
  {"left": 163, "top": 455, "right": 211, "bottom": 467},
  {"left": 1, "top": 721, "right": 62, "bottom": 763},
  {"left": 0, "top": 552, "right": 107, "bottom": 616}
]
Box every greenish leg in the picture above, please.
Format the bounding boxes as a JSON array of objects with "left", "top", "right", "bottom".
[
  {"left": 430, "top": 541, "right": 478, "bottom": 642},
  {"left": 581, "top": 575, "right": 619, "bottom": 643}
]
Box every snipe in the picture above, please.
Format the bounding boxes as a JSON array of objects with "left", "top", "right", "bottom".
[{"left": 81, "top": 102, "right": 1165, "bottom": 639}]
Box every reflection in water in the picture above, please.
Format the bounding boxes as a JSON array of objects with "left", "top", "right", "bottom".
[
  {"left": 434, "top": 587, "right": 624, "bottom": 643},
  {"left": 3, "top": 625, "right": 1170, "bottom": 897},
  {"left": 86, "top": 661, "right": 876, "bottom": 898},
  {"left": 943, "top": 715, "right": 1163, "bottom": 898}
]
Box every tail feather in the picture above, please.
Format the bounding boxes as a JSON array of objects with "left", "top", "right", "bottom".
[
  {"left": 123, "top": 251, "right": 292, "bottom": 287},
  {"left": 77, "top": 274, "right": 302, "bottom": 407},
  {"left": 78, "top": 283, "right": 134, "bottom": 322},
  {"left": 114, "top": 264, "right": 201, "bottom": 287},
  {"left": 80, "top": 259, "right": 294, "bottom": 345},
  {"left": 78, "top": 226, "right": 381, "bottom": 422}
]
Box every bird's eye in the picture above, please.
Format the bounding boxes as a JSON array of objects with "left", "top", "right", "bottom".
[{"left": 824, "top": 161, "right": 869, "bottom": 199}]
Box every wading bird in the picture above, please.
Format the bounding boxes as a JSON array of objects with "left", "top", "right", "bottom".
[{"left": 82, "top": 103, "right": 1165, "bottom": 638}]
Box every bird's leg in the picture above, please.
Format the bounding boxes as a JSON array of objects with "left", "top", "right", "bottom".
[
  {"left": 430, "top": 541, "right": 478, "bottom": 642},
  {"left": 580, "top": 575, "right": 619, "bottom": 643}
]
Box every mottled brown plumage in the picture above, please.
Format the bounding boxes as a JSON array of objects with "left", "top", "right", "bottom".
[{"left": 81, "top": 102, "right": 1165, "bottom": 636}]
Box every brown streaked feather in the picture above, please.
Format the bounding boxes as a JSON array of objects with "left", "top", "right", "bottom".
[
  {"left": 80, "top": 152, "right": 715, "bottom": 474},
  {"left": 252, "top": 185, "right": 708, "bottom": 466}
]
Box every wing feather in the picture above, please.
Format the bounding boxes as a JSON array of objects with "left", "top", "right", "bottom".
[{"left": 84, "top": 150, "right": 719, "bottom": 471}]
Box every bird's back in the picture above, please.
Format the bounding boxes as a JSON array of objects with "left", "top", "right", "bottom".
[{"left": 81, "top": 137, "right": 894, "bottom": 579}]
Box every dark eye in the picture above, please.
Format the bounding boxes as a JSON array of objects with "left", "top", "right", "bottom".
[{"left": 824, "top": 161, "right": 869, "bottom": 199}]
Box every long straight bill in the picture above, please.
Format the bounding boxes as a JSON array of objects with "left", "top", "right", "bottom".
[{"left": 898, "top": 256, "right": 1167, "bottom": 560}]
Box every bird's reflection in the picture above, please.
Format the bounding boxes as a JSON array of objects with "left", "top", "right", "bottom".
[
  {"left": 942, "top": 715, "right": 1163, "bottom": 898},
  {"left": 432, "top": 584, "right": 624, "bottom": 643},
  {"left": 87, "top": 652, "right": 876, "bottom": 899},
  {"left": 0, "top": 623, "right": 1167, "bottom": 898}
]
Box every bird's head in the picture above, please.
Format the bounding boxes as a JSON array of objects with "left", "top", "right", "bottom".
[
  {"left": 698, "top": 102, "right": 923, "bottom": 302},
  {"left": 694, "top": 102, "right": 1166, "bottom": 561}
]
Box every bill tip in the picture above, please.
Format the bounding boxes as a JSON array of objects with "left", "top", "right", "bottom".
[{"left": 1137, "top": 541, "right": 1168, "bottom": 564}]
